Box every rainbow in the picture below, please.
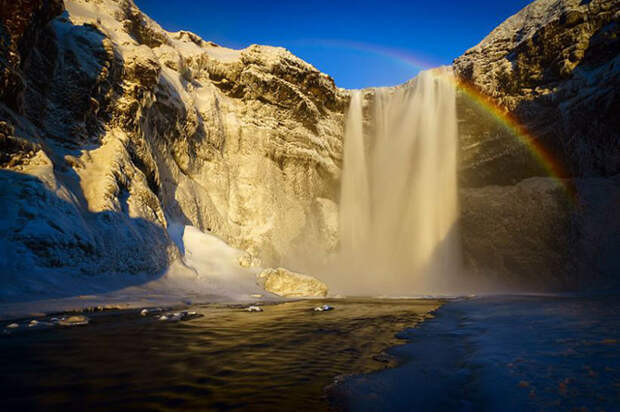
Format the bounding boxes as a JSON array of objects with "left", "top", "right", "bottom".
[
  {"left": 445, "top": 75, "right": 577, "bottom": 202},
  {"left": 297, "top": 39, "right": 440, "bottom": 72},
  {"left": 307, "top": 39, "right": 577, "bottom": 202}
]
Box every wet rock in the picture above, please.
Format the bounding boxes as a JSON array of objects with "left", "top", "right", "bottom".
[
  {"left": 460, "top": 176, "right": 620, "bottom": 290},
  {"left": 258, "top": 267, "right": 328, "bottom": 298},
  {"left": 158, "top": 311, "right": 201, "bottom": 321},
  {"left": 28, "top": 319, "right": 53, "bottom": 328},
  {"left": 140, "top": 309, "right": 149, "bottom": 316},
  {"left": 167, "top": 312, "right": 183, "bottom": 321},
  {"left": 83, "top": 306, "right": 105, "bottom": 313},
  {"left": 372, "top": 352, "right": 395, "bottom": 364},
  {"left": 57, "top": 315, "right": 89, "bottom": 326}
]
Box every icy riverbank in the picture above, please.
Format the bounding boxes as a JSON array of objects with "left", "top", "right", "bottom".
[
  {"left": 0, "top": 225, "right": 279, "bottom": 320},
  {"left": 329, "top": 295, "right": 620, "bottom": 411}
]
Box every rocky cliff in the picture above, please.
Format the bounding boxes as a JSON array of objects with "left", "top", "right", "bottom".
[
  {"left": 0, "top": 0, "right": 345, "bottom": 299},
  {"left": 455, "top": 0, "right": 619, "bottom": 183},
  {"left": 454, "top": 0, "right": 619, "bottom": 289},
  {"left": 0, "top": 0, "right": 617, "bottom": 301}
]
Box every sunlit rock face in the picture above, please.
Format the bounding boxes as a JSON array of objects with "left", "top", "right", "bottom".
[
  {"left": 453, "top": 0, "right": 620, "bottom": 289},
  {"left": 257, "top": 267, "right": 328, "bottom": 298},
  {"left": 0, "top": 0, "right": 345, "bottom": 283}
]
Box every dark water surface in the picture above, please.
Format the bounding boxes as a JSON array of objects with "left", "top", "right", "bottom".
[
  {"left": 331, "top": 295, "right": 620, "bottom": 411},
  {"left": 0, "top": 298, "right": 439, "bottom": 411}
]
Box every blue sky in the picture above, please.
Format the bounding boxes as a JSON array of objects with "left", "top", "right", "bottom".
[{"left": 135, "top": 0, "right": 531, "bottom": 89}]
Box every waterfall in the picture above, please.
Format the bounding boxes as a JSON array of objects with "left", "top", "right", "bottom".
[{"left": 334, "top": 68, "right": 460, "bottom": 295}]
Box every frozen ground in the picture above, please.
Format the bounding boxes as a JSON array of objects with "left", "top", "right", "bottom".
[
  {"left": 329, "top": 295, "right": 620, "bottom": 411},
  {"left": 0, "top": 224, "right": 276, "bottom": 321}
]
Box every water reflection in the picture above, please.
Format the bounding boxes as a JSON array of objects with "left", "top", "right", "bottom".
[{"left": 0, "top": 298, "right": 439, "bottom": 411}]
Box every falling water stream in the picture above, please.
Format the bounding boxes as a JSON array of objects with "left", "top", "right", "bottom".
[{"left": 334, "top": 68, "right": 460, "bottom": 295}]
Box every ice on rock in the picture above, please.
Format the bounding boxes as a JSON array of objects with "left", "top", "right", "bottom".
[
  {"left": 57, "top": 315, "right": 90, "bottom": 326},
  {"left": 157, "top": 311, "right": 202, "bottom": 321},
  {"left": 313, "top": 305, "right": 334, "bottom": 312}
]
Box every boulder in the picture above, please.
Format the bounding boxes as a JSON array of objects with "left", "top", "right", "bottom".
[
  {"left": 157, "top": 311, "right": 201, "bottom": 321},
  {"left": 57, "top": 315, "right": 89, "bottom": 326},
  {"left": 257, "top": 267, "right": 328, "bottom": 298}
]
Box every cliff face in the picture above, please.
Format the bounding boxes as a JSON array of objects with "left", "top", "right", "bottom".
[
  {"left": 455, "top": 0, "right": 619, "bottom": 183},
  {"left": 0, "top": 0, "right": 64, "bottom": 110},
  {"left": 0, "top": 0, "right": 344, "bottom": 293},
  {"left": 454, "top": 0, "right": 620, "bottom": 289},
  {"left": 0, "top": 0, "right": 617, "bottom": 298}
]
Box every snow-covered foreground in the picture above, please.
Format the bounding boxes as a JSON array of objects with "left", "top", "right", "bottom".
[
  {"left": 329, "top": 295, "right": 620, "bottom": 411},
  {"left": 0, "top": 225, "right": 276, "bottom": 321}
]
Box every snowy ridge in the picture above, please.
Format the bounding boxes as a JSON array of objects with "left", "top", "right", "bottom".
[{"left": 465, "top": 0, "right": 573, "bottom": 55}]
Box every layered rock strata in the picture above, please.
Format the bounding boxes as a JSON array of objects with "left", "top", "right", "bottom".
[
  {"left": 0, "top": 0, "right": 617, "bottom": 297},
  {"left": 0, "top": 0, "right": 345, "bottom": 290},
  {"left": 453, "top": 0, "right": 620, "bottom": 288}
]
